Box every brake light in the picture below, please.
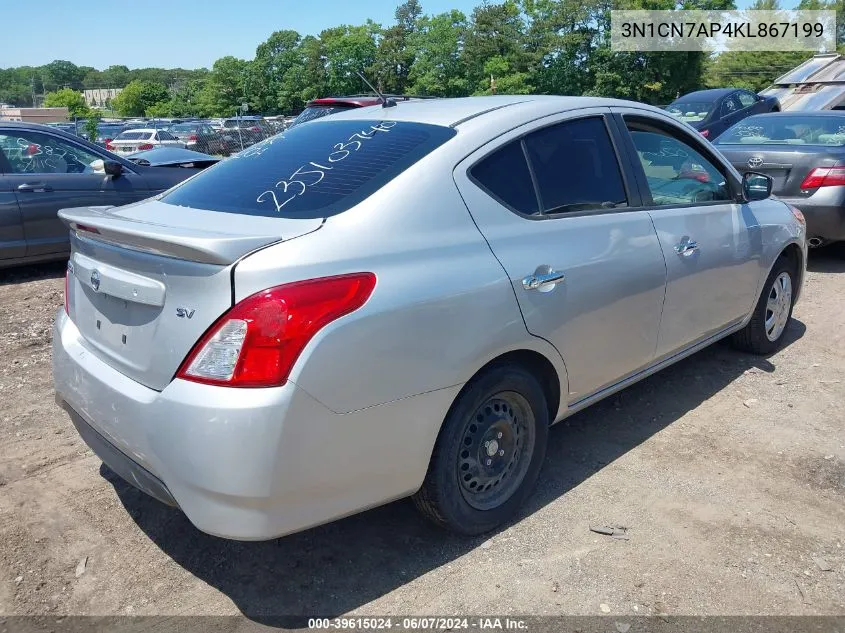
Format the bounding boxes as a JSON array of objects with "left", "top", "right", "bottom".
[
  {"left": 249, "top": 126, "right": 260, "bottom": 132},
  {"left": 105, "top": 141, "right": 114, "bottom": 150},
  {"left": 138, "top": 143, "right": 154, "bottom": 150},
  {"left": 189, "top": 134, "right": 198, "bottom": 141},
  {"left": 699, "top": 129, "right": 710, "bottom": 138},
  {"left": 176, "top": 273, "right": 377, "bottom": 387},
  {"left": 788, "top": 204, "right": 806, "bottom": 226},
  {"left": 800, "top": 166, "right": 845, "bottom": 189},
  {"left": 73, "top": 223, "right": 100, "bottom": 234}
]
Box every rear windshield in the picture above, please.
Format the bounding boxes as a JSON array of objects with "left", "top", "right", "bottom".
[
  {"left": 162, "top": 119, "right": 456, "bottom": 218},
  {"left": 116, "top": 131, "right": 151, "bottom": 140},
  {"left": 665, "top": 101, "right": 715, "bottom": 123},
  {"left": 170, "top": 123, "right": 200, "bottom": 132},
  {"left": 715, "top": 115, "right": 845, "bottom": 146}
]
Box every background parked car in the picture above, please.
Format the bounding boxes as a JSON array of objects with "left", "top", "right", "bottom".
[
  {"left": 0, "top": 122, "right": 213, "bottom": 267},
  {"left": 665, "top": 88, "right": 780, "bottom": 140},
  {"left": 167, "top": 122, "right": 227, "bottom": 155},
  {"left": 288, "top": 95, "right": 429, "bottom": 128},
  {"left": 107, "top": 128, "right": 186, "bottom": 155},
  {"left": 715, "top": 111, "right": 845, "bottom": 250},
  {"left": 220, "top": 116, "right": 273, "bottom": 150}
]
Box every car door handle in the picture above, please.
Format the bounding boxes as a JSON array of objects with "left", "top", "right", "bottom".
[
  {"left": 17, "top": 183, "right": 53, "bottom": 193},
  {"left": 675, "top": 239, "right": 699, "bottom": 256},
  {"left": 522, "top": 269, "right": 566, "bottom": 290}
]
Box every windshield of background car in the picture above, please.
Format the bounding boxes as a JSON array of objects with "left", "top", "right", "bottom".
[
  {"left": 162, "top": 119, "right": 456, "bottom": 218},
  {"left": 715, "top": 115, "right": 845, "bottom": 146},
  {"left": 290, "top": 105, "right": 355, "bottom": 128},
  {"left": 665, "top": 101, "right": 716, "bottom": 123},
  {"left": 170, "top": 123, "right": 201, "bottom": 133},
  {"left": 115, "top": 131, "right": 151, "bottom": 140}
]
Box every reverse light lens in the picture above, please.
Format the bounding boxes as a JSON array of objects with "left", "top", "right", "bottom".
[
  {"left": 800, "top": 166, "right": 845, "bottom": 189},
  {"left": 176, "top": 273, "right": 376, "bottom": 388}
]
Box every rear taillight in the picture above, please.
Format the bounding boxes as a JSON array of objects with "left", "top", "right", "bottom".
[
  {"left": 699, "top": 129, "right": 710, "bottom": 138},
  {"left": 189, "top": 134, "right": 198, "bottom": 141},
  {"left": 249, "top": 126, "right": 260, "bottom": 132},
  {"left": 788, "top": 204, "right": 806, "bottom": 226},
  {"left": 105, "top": 141, "right": 114, "bottom": 150},
  {"left": 800, "top": 166, "right": 845, "bottom": 189},
  {"left": 138, "top": 143, "right": 154, "bottom": 150},
  {"left": 64, "top": 268, "right": 70, "bottom": 314},
  {"left": 176, "top": 273, "right": 376, "bottom": 388}
]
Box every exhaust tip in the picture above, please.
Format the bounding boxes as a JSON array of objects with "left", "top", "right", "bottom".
[{"left": 808, "top": 237, "right": 825, "bottom": 248}]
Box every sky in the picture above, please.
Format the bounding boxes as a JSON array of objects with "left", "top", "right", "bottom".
[
  {"left": 1, "top": 0, "right": 801, "bottom": 70},
  {"left": 1, "top": 0, "right": 478, "bottom": 70}
]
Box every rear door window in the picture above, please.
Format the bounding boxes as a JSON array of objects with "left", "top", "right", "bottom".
[
  {"left": 470, "top": 140, "right": 538, "bottom": 214},
  {"left": 162, "top": 119, "right": 456, "bottom": 218},
  {"left": 523, "top": 117, "right": 627, "bottom": 213}
]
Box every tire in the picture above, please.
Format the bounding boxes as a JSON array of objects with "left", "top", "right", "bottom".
[
  {"left": 413, "top": 363, "right": 549, "bottom": 535},
  {"left": 731, "top": 258, "right": 795, "bottom": 355}
]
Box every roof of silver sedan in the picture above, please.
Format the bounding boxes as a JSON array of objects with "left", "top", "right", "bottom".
[{"left": 323, "top": 95, "right": 665, "bottom": 128}]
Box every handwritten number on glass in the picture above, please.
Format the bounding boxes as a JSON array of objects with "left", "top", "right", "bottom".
[{"left": 256, "top": 122, "right": 399, "bottom": 212}]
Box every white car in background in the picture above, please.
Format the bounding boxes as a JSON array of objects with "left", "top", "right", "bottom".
[{"left": 107, "top": 128, "right": 186, "bottom": 155}]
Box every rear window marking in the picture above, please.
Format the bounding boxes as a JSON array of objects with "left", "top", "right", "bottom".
[
  {"left": 256, "top": 122, "right": 398, "bottom": 213},
  {"left": 161, "top": 119, "right": 455, "bottom": 218}
]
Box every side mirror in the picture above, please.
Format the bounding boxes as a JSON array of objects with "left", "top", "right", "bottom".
[
  {"left": 742, "top": 171, "right": 772, "bottom": 201},
  {"left": 103, "top": 160, "right": 123, "bottom": 177}
]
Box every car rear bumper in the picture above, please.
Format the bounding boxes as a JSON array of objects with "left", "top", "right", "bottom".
[
  {"left": 779, "top": 193, "right": 845, "bottom": 242},
  {"left": 52, "top": 309, "right": 459, "bottom": 540}
]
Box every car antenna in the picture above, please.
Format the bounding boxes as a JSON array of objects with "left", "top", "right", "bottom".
[{"left": 355, "top": 71, "right": 396, "bottom": 108}]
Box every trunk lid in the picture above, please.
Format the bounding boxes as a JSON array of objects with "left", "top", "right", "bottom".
[
  {"left": 61, "top": 200, "right": 323, "bottom": 390},
  {"left": 717, "top": 144, "right": 844, "bottom": 196}
]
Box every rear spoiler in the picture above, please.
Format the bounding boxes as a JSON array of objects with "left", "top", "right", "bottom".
[{"left": 58, "top": 206, "right": 290, "bottom": 266}]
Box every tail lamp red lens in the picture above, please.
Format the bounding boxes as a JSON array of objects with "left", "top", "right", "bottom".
[
  {"left": 800, "top": 166, "right": 845, "bottom": 189},
  {"left": 138, "top": 143, "right": 154, "bottom": 150},
  {"left": 176, "top": 273, "right": 377, "bottom": 388}
]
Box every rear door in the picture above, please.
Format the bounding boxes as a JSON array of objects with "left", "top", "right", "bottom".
[
  {"left": 0, "top": 128, "right": 151, "bottom": 257},
  {"left": 614, "top": 109, "right": 763, "bottom": 358},
  {"left": 454, "top": 110, "right": 667, "bottom": 402},
  {"left": 0, "top": 149, "right": 26, "bottom": 259}
]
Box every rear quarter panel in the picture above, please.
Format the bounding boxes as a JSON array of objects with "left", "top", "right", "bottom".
[
  {"left": 232, "top": 158, "right": 569, "bottom": 415},
  {"left": 747, "top": 197, "right": 807, "bottom": 305}
]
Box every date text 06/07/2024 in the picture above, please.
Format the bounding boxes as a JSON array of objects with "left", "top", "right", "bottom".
[{"left": 307, "top": 618, "right": 530, "bottom": 630}]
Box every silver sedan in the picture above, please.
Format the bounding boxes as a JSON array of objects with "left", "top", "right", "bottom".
[{"left": 53, "top": 96, "right": 807, "bottom": 540}]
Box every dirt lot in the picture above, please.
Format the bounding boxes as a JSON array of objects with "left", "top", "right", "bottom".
[{"left": 0, "top": 248, "right": 843, "bottom": 622}]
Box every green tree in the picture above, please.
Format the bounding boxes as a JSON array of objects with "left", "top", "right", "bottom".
[
  {"left": 373, "top": 0, "right": 423, "bottom": 93},
  {"left": 407, "top": 10, "right": 471, "bottom": 96},
  {"left": 41, "top": 60, "right": 85, "bottom": 91},
  {"left": 195, "top": 56, "right": 251, "bottom": 116},
  {"left": 112, "top": 80, "right": 169, "bottom": 117},
  {"left": 320, "top": 23, "right": 380, "bottom": 95},
  {"left": 43, "top": 88, "right": 89, "bottom": 117},
  {"left": 84, "top": 111, "right": 102, "bottom": 143},
  {"left": 251, "top": 30, "right": 303, "bottom": 113},
  {"left": 464, "top": 1, "right": 532, "bottom": 94}
]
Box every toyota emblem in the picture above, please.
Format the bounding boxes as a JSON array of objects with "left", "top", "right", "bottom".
[
  {"left": 90, "top": 270, "right": 101, "bottom": 291},
  {"left": 747, "top": 156, "right": 764, "bottom": 169}
]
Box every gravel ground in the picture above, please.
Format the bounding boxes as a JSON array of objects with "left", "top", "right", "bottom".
[{"left": 0, "top": 248, "right": 843, "bottom": 622}]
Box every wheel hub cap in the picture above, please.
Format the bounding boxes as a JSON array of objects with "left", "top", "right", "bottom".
[{"left": 764, "top": 272, "right": 792, "bottom": 342}]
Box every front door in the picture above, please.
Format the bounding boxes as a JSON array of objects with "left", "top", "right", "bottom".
[
  {"left": 615, "top": 111, "right": 763, "bottom": 358},
  {"left": 0, "top": 148, "right": 25, "bottom": 259},
  {"left": 0, "top": 128, "right": 150, "bottom": 257},
  {"left": 454, "top": 111, "right": 667, "bottom": 402}
]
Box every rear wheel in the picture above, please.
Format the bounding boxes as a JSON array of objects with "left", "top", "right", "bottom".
[
  {"left": 413, "top": 364, "right": 549, "bottom": 535},
  {"left": 731, "top": 259, "right": 794, "bottom": 355}
]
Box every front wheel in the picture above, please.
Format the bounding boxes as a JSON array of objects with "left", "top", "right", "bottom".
[
  {"left": 731, "top": 259, "right": 795, "bottom": 355},
  {"left": 413, "top": 364, "right": 549, "bottom": 535}
]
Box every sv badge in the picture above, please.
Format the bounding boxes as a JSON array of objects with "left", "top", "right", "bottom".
[{"left": 176, "top": 308, "right": 195, "bottom": 319}]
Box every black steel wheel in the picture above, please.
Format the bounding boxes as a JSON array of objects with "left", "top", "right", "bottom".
[{"left": 413, "top": 363, "right": 549, "bottom": 535}]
